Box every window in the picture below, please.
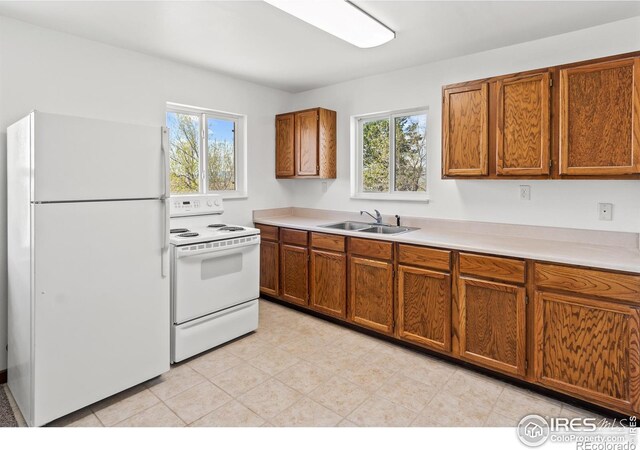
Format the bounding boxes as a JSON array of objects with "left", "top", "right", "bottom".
[
  {"left": 166, "top": 103, "right": 246, "bottom": 198},
  {"left": 352, "top": 108, "right": 428, "bottom": 201}
]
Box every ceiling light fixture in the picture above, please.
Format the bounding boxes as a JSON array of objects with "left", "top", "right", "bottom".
[{"left": 264, "top": 0, "right": 395, "bottom": 49}]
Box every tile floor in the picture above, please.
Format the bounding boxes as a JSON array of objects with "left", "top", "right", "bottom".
[{"left": 48, "top": 299, "right": 605, "bottom": 427}]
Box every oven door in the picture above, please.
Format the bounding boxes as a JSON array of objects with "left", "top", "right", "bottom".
[{"left": 173, "top": 236, "right": 260, "bottom": 325}]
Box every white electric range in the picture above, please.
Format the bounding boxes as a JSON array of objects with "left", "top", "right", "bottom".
[{"left": 169, "top": 195, "right": 260, "bottom": 363}]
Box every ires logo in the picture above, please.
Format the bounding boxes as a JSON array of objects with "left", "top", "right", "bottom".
[{"left": 550, "top": 417, "right": 598, "bottom": 432}]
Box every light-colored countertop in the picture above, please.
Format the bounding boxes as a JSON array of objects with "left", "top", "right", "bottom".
[{"left": 253, "top": 209, "right": 640, "bottom": 274}]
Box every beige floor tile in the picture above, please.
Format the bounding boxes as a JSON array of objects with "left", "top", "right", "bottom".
[
  {"left": 187, "top": 349, "right": 244, "bottom": 379},
  {"left": 484, "top": 411, "right": 518, "bottom": 427},
  {"left": 190, "top": 400, "right": 265, "bottom": 427},
  {"left": 493, "top": 385, "right": 562, "bottom": 418},
  {"left": 308, "top": 376, "right": 370, "bottom": 417},
  {"left": 560, "top": 404, "right": 607, "bottom": 422},
  {"left": 248, "top": 347, "right": 301, "bottom": 376},
  {"left": 48, "top": 407, "right": 103, "bottom": 427},
  {"left": 255, "top": 326, "right": 300, "bottom": 346},
  {"left": 270, "top": 397, "right": 342, "bottom": 427},
  {"left": 347, "top": 396, "right": 416, "bottom": 427},
  {"left": 399, "top": 356, "right": 457, "bottom": 388},
  {"left": 146, "top": 364, "right": 207, "bottom": 401},
  {"left": 412, "top": 392, "right": 492, "bottom": 427},
  {"left": 114, "top": 403, "right": 184, "bottom": 427},
  {"left": 92, "top": 386, "right": 160, "bottom": 426},
  {"left": 164, "top": 381, "right": 232, "bottom": 424},
  {"left": 340, "top": 361, "right": 396, "bottom": 390},
  {"left": 275, "top": 361, "right": 333, "bottom": 394},
  {"left": 237, "top": 379, "right": 302, "bottom": 419},
  {"left": 337, "top": 419, "right": 358, "bottom": 427},
  {"left": 377, "top": 373, "right": 439, "bottom": 412},
  {"left": 224, "top": 333, "right": 271, "bottom": 360},
  {"left": 441, "top": 370, "right": 504, "bottom": 410},
  {"left": 210, "top": 362, "right": 271, "bottom": 397}
]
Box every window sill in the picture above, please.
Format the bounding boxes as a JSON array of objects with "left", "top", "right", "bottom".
[{"left": 350, "top": 193, "right": 430, "bottom": 203}]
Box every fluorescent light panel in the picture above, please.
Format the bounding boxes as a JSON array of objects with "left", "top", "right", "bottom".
[{"left": 265, "top": 0, "right": 395, "bottom": 48}]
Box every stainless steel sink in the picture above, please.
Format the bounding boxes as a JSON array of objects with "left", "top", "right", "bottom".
[
  {"left": 358, "top": 225, "right": 416, "bottom": 235},
  {"left": 320, "top": 221, "right": 372, "bottom": 231},
  {"left": 320, "top": 221, "right": 417, "bottom": 235}
]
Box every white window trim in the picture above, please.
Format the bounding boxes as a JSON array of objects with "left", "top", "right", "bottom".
[
  {"left": 351, "top": 107, "right": 430, "bottom": 202},
  {"left": 166, "top": 102, "right": 248, "bottom": 200}
]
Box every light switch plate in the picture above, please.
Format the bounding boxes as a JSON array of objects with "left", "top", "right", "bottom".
[
  {"left": 599, "top": 203, "right": 613, "bottom": 221},
  {"left": 519, "top": 185, "right": 531, "bottom": 201}
]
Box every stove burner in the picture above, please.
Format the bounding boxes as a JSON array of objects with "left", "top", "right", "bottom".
[
  {"left": 177, "top": 232, "right": 199, "bottom": 238},
  {"left": 219, "top": 226, "right": 245, "bottom": 232},
  {"left": 207, "top": 224, "right": 227, "bottom": 228},
  {"left": 170, "top": 228, "right": 190, "bottom": 234}
]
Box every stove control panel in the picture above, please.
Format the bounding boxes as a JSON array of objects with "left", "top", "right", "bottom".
[{"left": 169, "top": 194, "right": 223, "bottom": 217}]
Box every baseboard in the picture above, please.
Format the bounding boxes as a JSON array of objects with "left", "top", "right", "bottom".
[{"left": 0, "top": 369, "right": 6, "bottom": 384}]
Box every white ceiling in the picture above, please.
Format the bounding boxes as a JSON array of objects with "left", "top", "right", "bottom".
[{"left": 1, "top": 1, "right": 639, "bottom": 92}]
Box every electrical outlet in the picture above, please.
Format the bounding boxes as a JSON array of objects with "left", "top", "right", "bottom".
[
  {"left": 519, "top": 185, "right": 531, "bottom": 201},
  {"left": 599, "top": 203, "right": 613, "bottom": 221},
  {"left": 321, "top": 181, "right": 328, "bottom": 193}
]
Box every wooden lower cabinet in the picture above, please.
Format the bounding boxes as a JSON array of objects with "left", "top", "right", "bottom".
[
  {"left": 534, "top": 291, "right": 640, "bottom": 413},
  {"left": 397, "top": 265, "right": 451, "bottom": 352},
  {"left": 458, "top": 277, "right": 527, "bottom": 377},
  {"left": 348, "top": 256, "right": 394, "bottom": 334},
  {"left": 259, "top": 240, "right": 279, "bottom": 296},
  {"left": 310, "top": 249, "right": 347, "bottom": 319},
  {"left": 280, "top": 244, "right": 309, "bottom": 306}
]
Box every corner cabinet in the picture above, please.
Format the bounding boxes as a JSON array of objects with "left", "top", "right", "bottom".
[
  {"left": 559, "top": 57, "right": 640, "bottom": 176},
  {"left": 275, "top": 107, "right": 336, "bottom": 179},
  {"left": 442, "top": 83, "right": 489, "bottom": 177}
]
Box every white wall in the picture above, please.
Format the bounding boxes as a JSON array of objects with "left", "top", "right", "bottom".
[
  {"left": 0, "top": 17, "right": 294, "bottom": 371},
  {"left": 285, "top": 16, "right": 640, "bottom": 233}
]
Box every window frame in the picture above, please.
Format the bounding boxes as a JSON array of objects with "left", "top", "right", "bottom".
[
  {"left": 166, "top": 102, "right": 247, "bottom": 199},
  {"left": 351, "top": 107, "right": 429, "bottom": 202}
]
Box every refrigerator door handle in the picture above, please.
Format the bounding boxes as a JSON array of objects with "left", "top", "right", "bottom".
[{"left": 161, "top": 127, "right": 170, "bottom": 278}]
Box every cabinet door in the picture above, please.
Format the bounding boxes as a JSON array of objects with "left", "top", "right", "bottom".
[
  {"left": 276, "top": 113, "right": 295, "bottom": 177},
  {"left": 496, "top": 72, "right": 550, "bottom": 176},
  {"left": 280, "top": 244, "right": 309, "bottom": 306},
  {"left": 397, "top": 265, "right": 451, "bottom": 352},
  {"left": 458, "top": 277, "right": 526, "bottom": 377},
  {"left": 348, "top": 256, "right": 394, "bottom": 334},
  {"left": 295, "top": 109, "right": 319, "bottom": 176},
  {"left": 259, "top": 240, "right": 279, "bottom": 297},
  {"left": 442, "top": 83, "right": 489, "bottom": 176},
  {"left": 534, "top": 292, "right": 640, "bottom": 414},
  {"left": 560, "top": 57, "right": 640, "bottom": 175},
  {"left": 310, "top": 249, "right": 346, "bottom": 319}
]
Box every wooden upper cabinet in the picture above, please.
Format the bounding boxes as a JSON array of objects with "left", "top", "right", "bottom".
[
  {"left": 295, "top": 109, "right": 319, "bottom": 176},
  {"left": 275, "top": 113, "right": 295, "bottom": 177},
  {"left": 458, "top": 277, "right": 527, "bottom": 377},
  {"left": 560, "top": 57, "right": 640, "bottom": 176},
  {"left": 534, "top": 291, "right": 640, "bottom": 414},
  {"left": 442, "top": 83, "right": 489, "bottom": 176},
  {"left": 496, "top": 72, "right": 551, "bottom": 176},
  {"left": 275, "top": 107, "right": 336, "bottom": 179}
]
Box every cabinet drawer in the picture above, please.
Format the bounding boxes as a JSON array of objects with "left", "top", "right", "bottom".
[
  {"left": 348, "top": 237, "right": 393, "bottom": 260},
  {"left": 535, "top": 263, "right": 640, "bottom": 303},
  {"left": 398, "top": 244, "right": 451, "bottom": 272},
  {"left": 256, "top": 224, "right": 278, "bottom": 242},
  {"left": 459, "top": 253, "right": 525, "bottom": 284},
  {"left": 281, "top": 228, "right": 308, "bottom": 246},
  {"left": 311, "top": 232, "right": 345, "bottom": 252}
]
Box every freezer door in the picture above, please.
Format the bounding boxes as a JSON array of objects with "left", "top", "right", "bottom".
[
  {"left": 33, "top": 112, "right": 166, "bottom": 202},
  {"left": 32, "top": 200, "right": 169, "bottom": 426}
]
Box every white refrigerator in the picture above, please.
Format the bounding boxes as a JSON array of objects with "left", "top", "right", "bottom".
[{"left": 7, "top": 111, "right": 170, "bottom": 426}]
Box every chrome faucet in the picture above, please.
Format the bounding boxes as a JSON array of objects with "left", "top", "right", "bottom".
[{"left": 360, "top": 209, "right": 383, "bottom": 224}]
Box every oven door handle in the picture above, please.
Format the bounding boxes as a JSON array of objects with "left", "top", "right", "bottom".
[{"left": 175, "top": 241, "right": 259, "bottom": 259}]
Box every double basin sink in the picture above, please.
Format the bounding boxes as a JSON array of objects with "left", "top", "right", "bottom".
[{"left": 320, "top": 221, "right": 417, "bottom": 235}]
